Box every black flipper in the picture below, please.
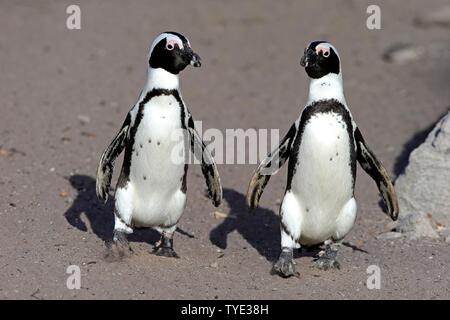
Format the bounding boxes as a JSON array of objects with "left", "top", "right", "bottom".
[
  {"left": 355, "top": 127, "right": 399, "bottom": 220},
  {"left": 246, "top": 123, "right": 297, "bottom": 209},
  {"left": 187, "top": 117, "right": 222, "bottom": 207},
  {"left": 96, "top": 114, "right": 131, "bottom": 203}
]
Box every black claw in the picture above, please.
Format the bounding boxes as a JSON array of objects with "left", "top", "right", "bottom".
[
  {"left": 103, "top": 230, "right": 133, "bottom": 262},
  {"left": 313, "top": 244, "right": 340, "bottom": 270},
  {"left": 152, "top": 235, "right": 179, "bottom": 258},
  {"left": 113, "top": 230, "right": 129, "bottom": 246},
  {"left": 153, "top": 246, "right": 180, "bottom": 258},
  {"left": 313, "top": 258, "right": 341, "bottom": 270},
  {"left": 272, "top": 250, "right": 297, "bottom": 278}
]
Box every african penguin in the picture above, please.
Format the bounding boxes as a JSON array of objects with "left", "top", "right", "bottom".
[
  {"left": 96, "top": 32, "right": 222, "bottom": 258},
  {"left": 247, "top": 41, "right": 399, "bottom": 277}
]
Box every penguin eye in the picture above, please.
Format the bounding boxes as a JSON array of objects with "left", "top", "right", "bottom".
[
  {"left": 323, "top": 50, "right": 330, "bottom": 58},
  {"left": 166, "top": 43, "right": 174, "bottom": 51}
]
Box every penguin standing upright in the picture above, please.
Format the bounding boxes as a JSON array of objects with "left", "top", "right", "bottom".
[
  {"left": 96, "top": 32, "right": 222, "bottom": 258},
  {"left": 247, "top": 41, "right": 398, "bottom": 277}
]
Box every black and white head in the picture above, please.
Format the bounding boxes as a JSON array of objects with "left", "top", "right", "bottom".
[
  {"left": 148, "top": 32, "right": 201, "bottom": 75},
  {"left": 300, "top": 41, "right": 341, "bottom": 79}
]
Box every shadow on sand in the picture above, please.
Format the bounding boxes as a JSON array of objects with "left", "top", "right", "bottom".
[
  {"left": 63, "top": 174, "right": 160, "bottom": 246},
  {"left": 209, "top": 188, "right": 281, "bottom": 262}
]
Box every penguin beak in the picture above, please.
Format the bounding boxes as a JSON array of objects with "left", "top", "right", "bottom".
[
  {"left": 300, "top": 49, "right": 316, "bottom": 68},
  {"left": 190, "top": 52, "right": 202, "bottom": 68}
]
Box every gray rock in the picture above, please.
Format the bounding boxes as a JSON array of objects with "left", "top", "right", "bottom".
[
  {"left": 383, "top": 43, "right": 450, "bottom": 65},
  {"left": 77, "top": 114, "right": 90, "bottom": 125},
  {"left": 382, "top": 43, "right": 424, "bottom": 64},
  {"left": 438, "top": 228, "right": 450, "bottom": 238},
  {"left": 376, "top": 232, "right": 403, "bottom": 240},
  {"left": 414, "top": 5, "right": 450, "bottom": 28},
  {"left": 395, "top": 112, "right": 450, "bottom": 239}
]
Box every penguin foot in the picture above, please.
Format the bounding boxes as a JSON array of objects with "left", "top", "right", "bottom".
[
  {"left": 272, "top": 249, "right": 297, "bottom": 278},
  {"left": 152, "top": 236, "right": 179, "bottom": 258},
  {"left": 153, "top": 246, "right": 179, "bottom": 258},
  {"left": 312, "top": 245, "right": 340, "bottom": 270},
  {"left": 313, "top": 257, "right": 340, "bottom": 270},
  {"left": 103, "top": 230, "right": 133, "bottom": 262}
]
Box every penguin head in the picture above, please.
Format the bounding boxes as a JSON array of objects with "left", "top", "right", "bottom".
[
  {"left": 148, "top": 32, "right": 201, "bottom": 75},
  {"left": 300, "top": 41, "right": 341, "bottom": 79}
]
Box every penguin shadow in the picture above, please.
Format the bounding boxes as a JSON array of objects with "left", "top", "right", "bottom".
[
  {"left": 63, "top": 174, "right": 161, "bottom": 247},
  {"left": 209, "top": 188, "right": 281, "bottom": 262},
  {"left": 64, "top": 174, "right": 113, "bottom": 241}
]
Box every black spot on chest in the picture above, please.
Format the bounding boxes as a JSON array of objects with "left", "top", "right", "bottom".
[{"left": 286, "top": 99, "right": 356, "bottom": 191}]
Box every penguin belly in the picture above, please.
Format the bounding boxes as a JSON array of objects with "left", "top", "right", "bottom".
[
  {"left": 289, "top": 112, "right": 356, "bottom": 245},
  {"left": 128, "top": 95, "right": 187, "bottom": 228}
]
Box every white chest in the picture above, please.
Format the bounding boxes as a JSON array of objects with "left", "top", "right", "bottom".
[
  {"left": 129, "top": 95, "right": 186, "bottom": 189},
  {"left": 292, "top": 112, "right": 354, "bottom": 209},
  {"left": 139, "top": 95, "right": 183, "bottom": 142}
]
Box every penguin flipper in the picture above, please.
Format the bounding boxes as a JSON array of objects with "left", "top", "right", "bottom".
[
  {"left": 355, "top": 127, "right": 399, "bottom": 220},
  {"left": 188, "top": 120, "right": 222, "bottom": 207},
  {"left": 96, "top": 114, "right": 131, "bottom": 203},
  {"left": 246, "top": 123, "right": 297, "bottom": 209}
]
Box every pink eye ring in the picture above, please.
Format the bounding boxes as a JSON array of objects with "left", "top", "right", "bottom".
[
  {"left": 323, "top": 50, "right": 330, "bottom": 57},
  {"left": 166, "top": 43, "right": 174, "bottom": 50}
]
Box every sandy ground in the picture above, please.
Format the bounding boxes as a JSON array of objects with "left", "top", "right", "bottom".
[{"left": 0, "top": 0, "right": 449, "bottom": 300}]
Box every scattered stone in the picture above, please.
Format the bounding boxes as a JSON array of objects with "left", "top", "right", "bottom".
[
  {"left": 376, "top": 231, "right": 403, "bottom": 240},
  {"left": 446, "top": 235, "right": 450, "bottom": 244},
  {"left": 77, "top": 115, "right": 91, "bottom": 125},
  {"left": 211, "top": 211, "right": 236, "bottom": 219},
  {"left": 382, "top": 43, "right": 424, "bottom": 64},
  {"left": 0, "top": 147, "right": 12, "bottom": 157},
  {"left": 81, "top": 132, "right": 96, "bottom": 138},
  {"left": 59, "top": 191, "right": 70, "bottom": 198},
  {"left": 210, "top": 262, "right": 218, "bottom": 269},
  {"left": 0, "top": 147, "right": 25, "bottom": 157},
  {"left": 414, "top": 5, "right": 450, "bottom": 28},
  {"left": 395, "top": 111, "right": 450, "bottom": 239}
]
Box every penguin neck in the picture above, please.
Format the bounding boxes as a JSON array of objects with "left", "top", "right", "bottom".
[
  {"left": 145, "top": 67, "right": 180, "bottom": 91},
  {"left": 307, "top": 73, "right": 346, "bottom": 105}
]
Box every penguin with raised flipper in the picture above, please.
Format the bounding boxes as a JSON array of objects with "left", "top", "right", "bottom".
[
  {"left": 246, "top": 41, "right": 398, "bottom": 277},
  {"left": 96, "top": 32, "right": 222, "bottom": 259}
]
